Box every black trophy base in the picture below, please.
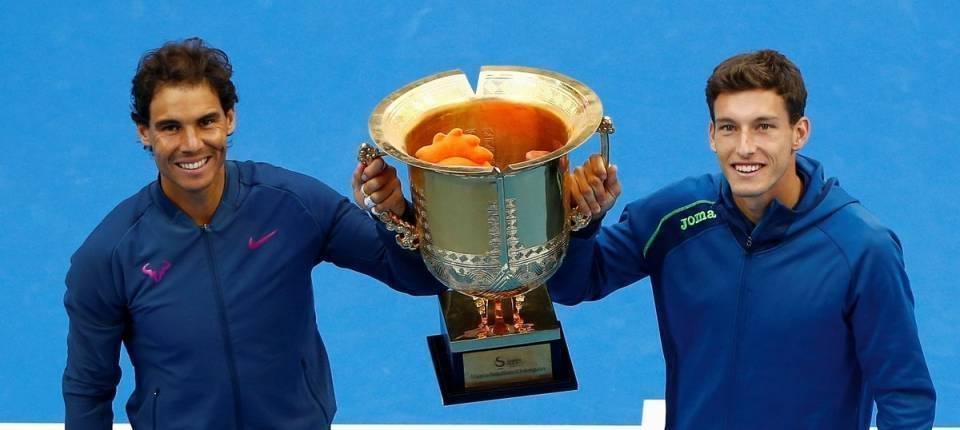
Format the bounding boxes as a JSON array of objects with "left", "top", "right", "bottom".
[{"left": 426, "top": 327, "right": 578, "bottom": 405}]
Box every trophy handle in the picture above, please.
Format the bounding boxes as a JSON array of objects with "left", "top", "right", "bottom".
[
  {"left": 357, "top": 143, "right": 421, "bottom": 250},
  {"left": 569, "top": 115, "right": 615, "bottom": 231},
  {"left": 598, "top": 115, "right": 614, "bottom": 168}
]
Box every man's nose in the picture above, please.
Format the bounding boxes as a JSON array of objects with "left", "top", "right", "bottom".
[
  {"left": 736, "top": 131, "right": 756, "bottom": 157},
  {"left": 182, "top": 126, "right": 202, "bottom": 150}
]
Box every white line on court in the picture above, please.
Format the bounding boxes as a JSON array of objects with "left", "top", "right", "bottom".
[
  {"left": 2, "top": 425, "right": 958, "bottom": 430},
  {"left": 1, "top": 424, "right": 957, "bottom": 429},
  {"left": 3, "top": 400, "right": 956, "bottom": 429},
  {"left": 0, "top": 426, "right": 648, "bottom": 429}
]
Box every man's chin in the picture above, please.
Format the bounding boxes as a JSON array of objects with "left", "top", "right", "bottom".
[
  {"left": 729, "top": 186, "right": 768, "bottom": 200},
  {"left": 160, "top": 173, "right": 218, "bottom": 194}
]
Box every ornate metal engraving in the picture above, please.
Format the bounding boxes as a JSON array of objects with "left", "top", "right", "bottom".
[{"left": 420, "top": 197, "right": 569, "bottom": 299}]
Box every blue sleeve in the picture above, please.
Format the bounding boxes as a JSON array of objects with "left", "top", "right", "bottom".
[
  {"left": 548, "top": 201, "right": 653, "bottom": 305},
  {"left": 847, "top": 232, "right": 936, "bottom": 429},
  {"left": 318, "top": 195, "right": 446, "bottom": 296},
  {"left": 63, "top": 247, "right": 125, "bottom": 429}
]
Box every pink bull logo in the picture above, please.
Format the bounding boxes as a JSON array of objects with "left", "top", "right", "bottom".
[{"left": 141, "top": 261, "right": 172, "bottom": 283}]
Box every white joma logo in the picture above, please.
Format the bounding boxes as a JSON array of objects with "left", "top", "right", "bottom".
[{"left": 680, "top": 210, "right": 717, "bottom": 230}]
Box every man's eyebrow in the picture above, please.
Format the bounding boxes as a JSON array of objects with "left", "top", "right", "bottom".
[
  {"left": 198, "top": 112, "right": 220, "bottom": 122},
  {"left": 154, "top": 118, "right": 181, "bottom": 128},
  {"left": 754, "top": 116, "right": 780, "bottom": 122},
  {"left": 715, "top": 116, "right": 781, "bottom": 124}
]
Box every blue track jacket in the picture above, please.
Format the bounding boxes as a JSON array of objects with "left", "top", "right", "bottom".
[
  {"left": 63, "top": 161, "right": 445, "bottom": 429},
  {"left": 548, "top": 155, "right": 935, "bottom": 429}
]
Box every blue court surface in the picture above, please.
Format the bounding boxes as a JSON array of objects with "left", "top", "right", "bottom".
[{"left": 1, "top": 1, "right": 957, "bottom": 426}]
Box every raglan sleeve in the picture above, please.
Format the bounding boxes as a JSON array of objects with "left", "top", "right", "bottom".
[
  {"left": 317, "top": 190, "right": 446, "bottom": 296},
  {"left": 548, "top": 200, "right": 655, "bottom": 305},
  {"left": 847, "top": 231, "right": 936, "bottom": 429},
  {"left": 63, "top": 245, "right": 126, "bottom": 429}
]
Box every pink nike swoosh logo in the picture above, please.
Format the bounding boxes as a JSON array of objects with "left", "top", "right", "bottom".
[
  {"left": 142, "top": 260, "right": 172, "bottom": 283},
  {"left": 248, "top": 229, "right": 279, "bottom": 250}
]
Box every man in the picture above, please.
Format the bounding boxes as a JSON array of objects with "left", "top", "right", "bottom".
[
  {"left": 63, "top": 38, "right": 443, "bottom": 429},
  {"left": 556, "top": 50, "right": 936, "bottom": 428}
]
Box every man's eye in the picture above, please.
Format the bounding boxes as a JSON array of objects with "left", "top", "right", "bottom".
[
  {"left": 758, "top": 123, "right": 774, "bottom": 130},
  {"left": 160, "top": 125, "right": 180, "bottom": 133},
  {"left": 719, "top": 124, "right": 735, "bottom": 132},
  {"left": 200, "top": 118, "right": 216, "bottom": 126}
]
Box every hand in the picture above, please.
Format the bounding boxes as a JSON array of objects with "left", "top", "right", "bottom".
[
  {"left": 568, "top": 154, "right": 621, "bottom": 218},
  {"left": 352, "top": 158, "right": 407, "bottom": 217}
]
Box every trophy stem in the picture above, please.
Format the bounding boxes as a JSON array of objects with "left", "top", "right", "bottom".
[
  {"left": 512, "top": 294, "right": 533, "bottom": 333},
  {"left": 474, "top": 298, "right": 491, "bottom": 339},
  {"left": 429, "top": 286, "right": 578, "bottom": 405},
  {"left": 492, "top": 299, "right": 509, "bottom": 336}
]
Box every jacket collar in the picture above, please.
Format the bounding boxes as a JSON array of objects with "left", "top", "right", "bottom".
[
  {"left": 717, "top": 154, "right": 832, "bottom": 249},
  {"left": 149, "top": 161, "right": 242, "bottom": 227}
]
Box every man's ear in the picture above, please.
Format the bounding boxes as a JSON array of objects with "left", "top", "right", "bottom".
[
  {"left": 708, "top": 121, "right": 717, "bottom": 153},
  {"left": 225, "top": 109, "right": 236, "bottom": 136},
  {"left": 792, "top": 117, "right": 811, "bottom": 152},
  {"left": 137, "top": 123, "right": 151, "bottom": 149}
]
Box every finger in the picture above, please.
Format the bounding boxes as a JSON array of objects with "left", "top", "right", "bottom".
[
  {"left": 566, "top": 173, "right": 591, "bottom": 217},
  {"left": 372, "top": 176, "right": 405, "bottom": 213},
  {"left": 574, "top": 168, "right": 601, "bottom": 215},
  {"left": 352, "top": 163, "right": 366, "bottom": 206},
  {"left": 584, "top": 166, "right": 607, "bottom": 211},
  {"left": 606, "top": 164, "right": 622, "bottom": 200},
  {"left": 362, "top": 164, "right": 396, "bottom": 195},
  {"left": 588, "top": 154, "right": 608, "bottom": 181},
  {"left": 361, "top": 157, "right": 386, "bottom": 182},
  {"left": 352, "top": 162, "right": 363, "bottom": 189},
  {"left": 368, "top": 174, "right": 398, "bottom": 205},
  {"left": 375, "top": 182, "right": 407, "bottom": 216},
  {"left": 597, "top": 165, "right": 621, "bottom": 215}
]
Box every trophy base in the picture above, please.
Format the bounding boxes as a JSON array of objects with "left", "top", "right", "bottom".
[{"left": 426, "top": 325, "right": 578, "bottom": 405}]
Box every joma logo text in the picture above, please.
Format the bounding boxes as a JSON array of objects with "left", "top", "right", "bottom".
[{"left": 680, "top": 210, "right": 717, "bottom": 231}]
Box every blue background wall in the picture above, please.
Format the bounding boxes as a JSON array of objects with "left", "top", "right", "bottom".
[{"left": 0, "top": 0, "right": 957, "bottom": 425}]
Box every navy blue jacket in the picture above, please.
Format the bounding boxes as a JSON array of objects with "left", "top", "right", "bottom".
[
  {"left": 63, "top": 161, "right": 445, "bottom": 429},
  {"left": 549, "top": 155, "right": 935, "bottom": 429}
]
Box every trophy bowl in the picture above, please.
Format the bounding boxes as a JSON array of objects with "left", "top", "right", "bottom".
[{"left": 367, "top": 66, "right": 607, "bottom": 299}]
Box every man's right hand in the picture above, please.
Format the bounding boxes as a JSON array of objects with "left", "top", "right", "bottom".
[
  {"left": 352, "top": 158, "right": 407, "bottom": 217},
  {"left": 568, "top": 154, "right": 621, "bottom": 218}
]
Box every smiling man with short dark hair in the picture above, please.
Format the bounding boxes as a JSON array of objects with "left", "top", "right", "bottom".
[
  {"left": 554, "top": 49, "right": 936, "bottom": 429},
  {"left": 62, "top": 37, "right": 443, "bottom": 430}
]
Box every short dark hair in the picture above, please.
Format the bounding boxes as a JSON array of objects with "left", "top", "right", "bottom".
[
  {"left": 130, "top": 37, "right": 238, "bottom": 125},
  {"left": 705, "top": 49, "right": 806, "bottom": 124}
]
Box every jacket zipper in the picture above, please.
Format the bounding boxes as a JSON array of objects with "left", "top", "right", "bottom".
[
  {"left": 152, "top": 388, "right": 159, "bottom": 430},
  {"left": 201, "top": 224, "right": 245, "bottom": 430},
  {"left": 725, "top": 239, "right": 751, "bottom": 429}
]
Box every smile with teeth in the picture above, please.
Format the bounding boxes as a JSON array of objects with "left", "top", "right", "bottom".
[
  {"left": 176, "top": 156, "right": 211, "bottom": 171},
  {"left": 734, "top": 164, "right": 762, "bottom": 174}
]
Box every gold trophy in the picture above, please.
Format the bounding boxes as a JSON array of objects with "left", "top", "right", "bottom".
[{"left": 359, "top": 66, "right": 612, "bottom": 404}]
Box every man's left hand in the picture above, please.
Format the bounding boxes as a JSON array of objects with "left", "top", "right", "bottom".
[{"left": 352, "top": 158, "right": 407, "bottom": 217}]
